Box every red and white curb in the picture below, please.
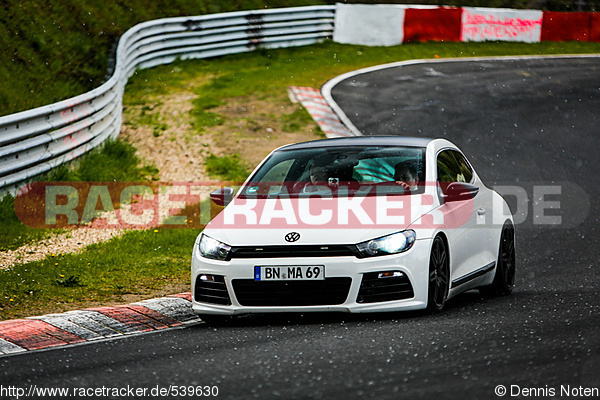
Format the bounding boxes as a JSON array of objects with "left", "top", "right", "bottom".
[
  {"left": 288, "top": 86, "right": 355, "bottom": 138},
  {"left": 0, "top": 293, "right": 200, "bottom": 356}
]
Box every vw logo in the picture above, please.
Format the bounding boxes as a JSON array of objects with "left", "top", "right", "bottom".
[{"left": 285, "top": 232, "right": 300, "bottom": 242}]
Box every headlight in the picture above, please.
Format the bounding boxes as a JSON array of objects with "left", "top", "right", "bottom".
[
  {"left": 198, "top": 234, "right": 231, "bottom": 261},
  {"left": 356, "top": 230, "right": 416, "bottom": 257}
]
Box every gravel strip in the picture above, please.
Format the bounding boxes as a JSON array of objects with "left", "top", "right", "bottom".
[{"left": 0, "top": 229, "right": 124, "bottom": 270}]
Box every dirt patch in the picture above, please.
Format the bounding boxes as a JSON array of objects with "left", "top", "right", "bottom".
[
  {"left": 122, "top": 91, "right": 323, "bottom": 180},
  {"left": 207, "top": 94, "right": 324, "bottom": 168},
  {"left": 121, "top": 91, "right": 213, "bottom": 183}
]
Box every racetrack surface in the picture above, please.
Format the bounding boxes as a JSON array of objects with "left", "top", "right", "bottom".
[{"left": 2, "top": 57, "right": 599, "bottom": 399}]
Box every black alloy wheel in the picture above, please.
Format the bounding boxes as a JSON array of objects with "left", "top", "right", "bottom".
[
  {"left": 481, "top": 222, "right": 516, "bottom": 296},
  {"left": 427, "top": 235, "right": 450, "bottom": 313}
]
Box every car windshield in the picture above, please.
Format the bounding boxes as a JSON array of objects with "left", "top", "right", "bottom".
[{"left": 239, "top": 145, "right": 426, "bottom": 198}]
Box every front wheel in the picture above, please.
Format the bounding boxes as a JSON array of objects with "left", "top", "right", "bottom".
[
  {"left": 480, "top": 222, "right": 515, "bottom": 296},
  {"left": 427, "top": 235, "right": 450, "bottom": 313}
]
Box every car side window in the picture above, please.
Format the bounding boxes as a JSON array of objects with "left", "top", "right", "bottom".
[
  {"left": 437, "top": 151, "right": 458, "bottom": 182},
  {"left": 453, "top": 151, "right": 473, "bottom": 183},
  {"left": 437, "top": 150, "right": 474, "bottom": 183}
]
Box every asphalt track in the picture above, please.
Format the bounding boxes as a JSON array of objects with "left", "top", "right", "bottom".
[{"left": 2, "top": 56, "right": 599, "bottom": 399}]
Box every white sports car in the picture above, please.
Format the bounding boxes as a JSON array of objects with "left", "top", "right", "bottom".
[{"left": 191, "top": 137, "right": 515, "bottom": 322}]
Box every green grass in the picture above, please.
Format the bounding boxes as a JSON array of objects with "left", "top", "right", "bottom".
[
  {"left": 0, "top": 228, "right": 197, "bottom": 320},
  {"left": 0, "top": 140, "right": 158, "bottom": 251},
  {"left": 0, "top": 195, "right": 53, "bottom": 252},
  {"left": 282, "top": 107, "right": 316, "bottom": 132},
  {"left": 46, "top": 139, "right": 159, "bottom": 183},
  {"left": 129, "top": 104, "right": 169, "bottom": 137},
  {"left": 204, "top": 154, "right": 251, "bottom": 182}
]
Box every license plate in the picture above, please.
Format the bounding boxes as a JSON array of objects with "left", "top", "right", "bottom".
[{"left": 254, "top": 266, "right": 325, "bottom": 281}]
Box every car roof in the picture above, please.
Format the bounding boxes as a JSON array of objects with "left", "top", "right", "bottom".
[{"left": 277, "top": 136, "right": 434, "bottom": 151}]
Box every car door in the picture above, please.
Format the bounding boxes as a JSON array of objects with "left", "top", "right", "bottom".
[{"left": 436, "top": 149, "right": 495, "bottom": 285}]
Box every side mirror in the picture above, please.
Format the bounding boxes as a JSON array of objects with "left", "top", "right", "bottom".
[
  {"left": 442, "top": 182, "right": 479, "bottom": 203},
  {"left": 210, "top": 187, "right": 234, "bottom": 207}
]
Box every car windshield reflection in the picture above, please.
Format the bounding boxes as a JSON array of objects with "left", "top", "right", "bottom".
[{"left": 239, "top": 145, "right": 426, "bottom": 198}]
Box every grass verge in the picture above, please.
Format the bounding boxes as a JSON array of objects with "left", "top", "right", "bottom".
[
  {"left": 0, "top": 140, "right": 158, "bottom": 252},
  {"left": 205, "top": 154, "right": 251, "bottom": 182},
  {"left": 0, "top": 229, "right": 196, "bottom": 320}
]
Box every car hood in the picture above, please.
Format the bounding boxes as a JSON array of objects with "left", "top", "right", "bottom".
[{"left": 203, "top": 195, "right": 438, "bottom": 246}]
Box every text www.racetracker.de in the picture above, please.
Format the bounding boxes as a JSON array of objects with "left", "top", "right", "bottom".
[{"left": 0, "top": 384, "right": 219, "bottom": 398}]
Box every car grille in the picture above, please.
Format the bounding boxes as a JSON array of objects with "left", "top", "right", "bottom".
[
  {"left": 194, "top": 275, "right": 231, "bottom": 305},
  {"left": 231, "top": 278, "right": 352, "bottom": 306},
  {"left": 228, "top": 245, "right": 358, "bottom": 259},
  {"left": 357, "top": 272, "right": 414, "bottom": 303}
]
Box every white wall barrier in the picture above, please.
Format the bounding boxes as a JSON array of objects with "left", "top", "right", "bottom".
[
  {"left": 333, "top": 3, "right": 406, "bottom": 46},
  {"left": 0, "top": 6, "right": 335, "bottom": 194}
]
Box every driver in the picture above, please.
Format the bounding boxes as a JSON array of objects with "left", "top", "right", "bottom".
[
  {"left": 394, "top": 161, "right": 419, "bottom": 192},
  {"left": 291, "top": 158, "right": 331, "bottom": 194},
  {"left": 309, "top": 163, "right": 329, "bottom": 184}
]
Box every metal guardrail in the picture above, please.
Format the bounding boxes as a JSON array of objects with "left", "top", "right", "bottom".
[{"left": 0, "top": 6, "right": 335, "bottom": 194}]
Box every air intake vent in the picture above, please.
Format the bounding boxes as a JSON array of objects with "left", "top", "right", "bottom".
[
  {"left": 232, "top": 278, "right": 352, "bottom": 306},
  {"left": 357, "top": 272, "right": 414, "bottom": 303},
  {"left": 194, "top": 275, "right": 231, "bottom": 306}
]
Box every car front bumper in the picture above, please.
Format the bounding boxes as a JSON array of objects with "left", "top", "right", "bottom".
[{"left": 191, "top": 238, "right": 432, "bottom": 315}]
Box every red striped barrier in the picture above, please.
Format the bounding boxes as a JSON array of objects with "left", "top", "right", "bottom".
[
  {"left": 590, "top": 13, "right": 600, "bottom": 42},
  {"left": 404, "top": 8, "right": 462, "bottom": 43},
  {"left": 542, "top": 11, "right": 593, "bottom": 41}
]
